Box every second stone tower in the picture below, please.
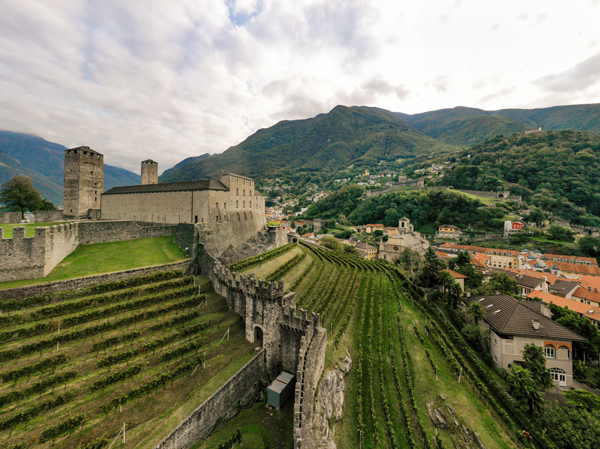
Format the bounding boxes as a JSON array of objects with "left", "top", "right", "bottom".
[{"left": 141, "top": 159, "right": 158, "bottom": 185}]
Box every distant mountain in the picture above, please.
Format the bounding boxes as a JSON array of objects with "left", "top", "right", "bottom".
[
  {"left": 160, "top": 105, "right": 456, "bottom": 182},
  {"left": 0, "top": 131, "right": 140, "bottom": 206},
  {"left": 160, "top": 153, "right": 212, "bottom": 180},
  {"left": 398, "top": 104, "right": 600, "bottom": 146}
]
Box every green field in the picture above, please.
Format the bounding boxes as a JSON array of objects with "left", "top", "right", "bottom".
[
  {"left": 0, "top": 222, "right": 75, "bottom": 238},
  {"left": 0, "top": 271, "right": 256, "bottom": 448},
  {"left": 0, "top": 236, "right": 189, "bottom": 289},
  {"left": 238, "top": 243, "right": 545, "bottom": 448}
]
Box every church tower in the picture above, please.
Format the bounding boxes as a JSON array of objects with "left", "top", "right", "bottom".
[
  {"left": 63, "top": 146, "right": 104, "bottom": 219},
  {"left": 141, "top": 159, "right": 158, "bottom": 185}
]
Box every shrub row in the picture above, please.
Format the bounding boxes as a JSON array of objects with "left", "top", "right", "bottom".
[
  {"left": 39, "top": 413, "right": 86, "bottom": 443},
  {"left": 90, "top": 364, "right": 144, "bottom": 392},
  {"left": 265, "top": 251, "right": 307, "bottom": 283},
  {"left": 1, "top": 354, "right": 67, "bottom": 383},
  {"left": 100, "top": 356, "right": 204, "bottom": 413},
  {"left": 0, "top": 270, "right": 184, "bottom": 312},
  {"left": 230, "top": 243, "right": 295, "bottom": 272},
  {"left": 0, "top": 392, "right": 74, "bottom": 432},
  {"left": 160, "top": 338, "right": 205, "bottom": 363},
  {"left": 92, "top": 330, "right": 143, "bottom": 353},
  {"left": 0, "top": 370, "right": 77, "bottom": 407}
]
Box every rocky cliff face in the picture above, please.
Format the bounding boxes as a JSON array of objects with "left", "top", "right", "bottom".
[{"left": 312, "top": 352, "right": 352, "bottom": 449}]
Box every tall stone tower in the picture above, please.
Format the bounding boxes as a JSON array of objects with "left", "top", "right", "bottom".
[
  {"left": 63, "top": 146, "right": 104, "bottom": 219},
  {"left": 141, "top": 159, "right": 158, "bottom": 185}
]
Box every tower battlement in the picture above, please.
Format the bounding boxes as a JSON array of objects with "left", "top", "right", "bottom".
[{"left": 64, "top": 146, "right": 104, "bottom": 219}]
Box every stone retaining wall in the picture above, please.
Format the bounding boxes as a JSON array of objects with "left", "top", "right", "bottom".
[
  {"left": 153, "top": 349, "right": 266, "bottom": 449},
  {"left": 0, "top": 260, "right": 189, "bottom": 300}
]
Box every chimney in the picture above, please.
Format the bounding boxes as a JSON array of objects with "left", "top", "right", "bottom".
[
  {"left": 539, "top": 300, "right": 552, "bottom": 318},
  {"left": 466, "top": 289, "right": 471, "bottom": 298}
]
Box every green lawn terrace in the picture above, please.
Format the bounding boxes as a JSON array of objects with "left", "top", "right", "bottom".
[
  {"left": 0, "top": 270, "right": 256, "bottom": 448},
  {"left": 236, "top": 242, "right": 542, "bottom": 448},
  {"left": 0, "top": 236, "right": 189, "bottom": 289}
]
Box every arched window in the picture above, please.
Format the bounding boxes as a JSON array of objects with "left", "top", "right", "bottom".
[
  {"left": 237, "top": 212, "right": 240, "bottom": 221},
  {"left": 216, "top": 216, "right": 219, "bottom": 223},
  {"left": 236, "top": 200, "right": 239, "bottom": 208},
  {"left": 544, "top": 344, "right": 556, "bottom": 358},
  {"left": 243, "top": 201, "right": 245, "bottom": 208},
  {"left": 243, "top": 189, "right": 245, "bottom": 196},
  {"left": 558, "top": 345, "right": 570, "bottom": 360},
  {"left": 244, "top": 212, "right": 247, "bottom": 220},
  {"left": 250, "top": 212, "right": 253, "bottom": 219},
  {"left": 250, "top": 201, "right": 252, "bottom": 208}
]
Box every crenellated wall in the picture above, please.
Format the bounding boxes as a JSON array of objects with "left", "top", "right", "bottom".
[
  {"left": 0, "top": 222, "right": 193, "bottom": 283},
  {"left": 193, "top": 243, "right": 326, "bottom": 447},
  {"left": 0, "top": 223, "right": 79, "bottom": 282},
  {"left": 34, "top": 210, "right": 65, "bottom": 222}
]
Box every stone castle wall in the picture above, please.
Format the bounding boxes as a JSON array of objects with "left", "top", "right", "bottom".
[
  {"left": 0, "top": 221, "right": 191, "bottom": 283},
  {"left": 0, "top": 223, "right": 79, "bottom": 282},
  {"left": 193, "top": 243, "right": 326, "bottom": 447},
  {"left": 0, "top": 260, "right": 189, "bottom": 301},
  {"left": 0, "top": 212, "right": 22, "bottom": 223},
  {"left": 34, "top": 210, "right": 65, "bottom": 222},
  {"left": 153, "top": 349, "right": 266, "bottom": 449}
]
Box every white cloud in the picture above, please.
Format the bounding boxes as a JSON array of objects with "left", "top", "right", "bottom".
[{"left": 0, "top": 0, "right": 599, "bottom": 174}]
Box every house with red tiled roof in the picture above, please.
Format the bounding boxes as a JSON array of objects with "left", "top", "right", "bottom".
[
  {"left": 471, "top": 253, "right": 489, "bottom": 268},
  {"left": 445, "top": 269, "right": 467, "bottom": 290},
  {"left": 548, "top": 261, "right": 600, "bottom": 277},
  {"left": 545, "top": 254, "right": 598, "bottom": 267},
  {"left": 527, "top": 291, "right": 600, "bottom": 327}
]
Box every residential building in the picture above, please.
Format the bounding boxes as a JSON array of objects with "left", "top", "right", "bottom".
[
  {"left": 356, "top": 241, "right": 378, "bottom": 260},
  {"left": 527, "top": 291, "right": 600, "bottom": 326},
  {"left": 437, "top": 225, "right": 462, "bottom": 239},
  {"left": 463, "top": 294, "right": 586, "bottom": 388},
  {"left": 446, "top": 269, "right": 467, "bottom": 291}
]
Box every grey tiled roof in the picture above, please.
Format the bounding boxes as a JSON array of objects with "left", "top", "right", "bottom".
[
  {"left": 103, "top": 180, "right": 228, "bottom": 195},
  {"left": 488, "top": 268, "right": 544, "bottom": 289},
  {"left": 464, "top": 294, "right": 586, "bottom": 341},
  {"left": 551, "top": 279, "right": 581, "bottom": 296}
]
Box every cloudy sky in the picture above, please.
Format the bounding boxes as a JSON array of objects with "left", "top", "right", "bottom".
[{"left": 1, "top": 0, "right": 600, "bottom": 174}]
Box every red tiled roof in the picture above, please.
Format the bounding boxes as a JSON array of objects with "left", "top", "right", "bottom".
[
  {"left": 365, "top": 223, "right": 385, "bottom": 227},
  {"left": 446, "top": 269, "right": 467, "bottom": 279},
  {"left": 439, "top": 242, "right": 492, "bottom": 253},
  {"left": 545, "top": 253, "right": 598, "bottom": 266},
  {"left": 572, "top": 286, "right": 600, "bottom": 303},
  {"left": 527, "top": 291, "right": 600, "bottom": 323},
  {"left": 436, "top": 251, "right": 453, "bottom": 259},
  {"left": 504, "top": 268, "right": 558, "bottom": 285},
  {"left": 550, "top": 261, "right": 600, "bottom": 276}
]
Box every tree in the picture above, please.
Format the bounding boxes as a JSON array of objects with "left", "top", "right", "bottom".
[
  {"left": 549, "top": 303, "right": 600, "bottom": 360},
  {"left": 467, "top": 301, "right": 486, "bottom": 325},
  {"left": 579, "top": 236, "right": 600, "bottom": 258},
  {"left": 0, "top": 176, "right": 51, "bottom": 218},
  {"left": 477, "top": 272, "right": 520, "bottom": 296},
  {"left": 291, "top": 220, "right": 296, "bottom": 229},
  {"left": 417, "top": 246, "right": 446, "bottom": 288},
  {"left": 547, "top": 224, "right": 576, "bottom": 242},
  {"left": 523, "top": 208, "right": 545, "bottom": 227},
  {"left": 507, "top": 365, "right": 542, "bottom": 415},
  {"left": 342, "top": 244, "right": 360, "bottom": 256},
  {"left": 396, "top": 247, "right": 421, "bottom": 278},
  {"left": 320, "top": 236, "right": 342, "bottom": 251},
  {"left": 522, "top": 343, "right": 554, "bottom": 390}
]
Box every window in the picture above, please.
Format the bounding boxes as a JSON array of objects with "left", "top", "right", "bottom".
[
  {"left": 250, "top": 212, "right": 253, "bottom": 219},
  {"left": 237, "top": 212, "right": 240, "bottom": 221},
  {"left": 544, "top": 345, "right": 556, "bottom": 358},
  {"left": 216, "top": 203, "right": 219, "bottom": 209},
  {"left": 236, "top": 200, "right": 239, "bottom": 208},
  {"left": 243, "top": 189, "right": 245, "bottom": 196},
  {"left": 224, "top": 203, "right": 227, "bottom": 209},
  {"left": 237, "top": 189, "right": 239, "bottom": 195},
  {"left": 249, "top": 201, "right": 252, "bottom": 208},
  {"left": 216, "top": 216, "right": 219, "bottom": 223},
  {"left": 194, "top": 215, "right": 198, "bottom": 223},
  {"left": 494, "top": 338, "right": 497, "bottom": 346},
  {"left": 244, "top": 212, "right": 247, "bottom": 220},
  {"left": 243, "top": 201, "right": 245, "bottom": 208}
]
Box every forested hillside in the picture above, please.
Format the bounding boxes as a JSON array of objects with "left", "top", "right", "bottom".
[
  {"left": 159, "top": 106, "right": 456, "bottom": 182},
  {"left": 305, "top": 186, "right": 513, "bottom": 231},
  {"left": 398, "top": 103, "right": 600, "bottom": 146},
  {"left": 439, "top": 130, "right": 600, "bottom": 225}
]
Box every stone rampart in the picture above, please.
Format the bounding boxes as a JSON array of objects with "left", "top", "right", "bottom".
[
  {"left": 0, "top": 211, "right": 22, "bottom": 223},
  {"left": 34, "top": 210, "right": 65, "bottom": 222},
  {"left": 77, "top": 221, "right": 179, "bottom": 245},
  {"left": 0, "top": 221, "right": 192, "bottom": 283},
  {"left": 0, "top": 223, "right": 79, "bottom": 282},
  {"left": 195, "top": 218, "right": 265, "bottom": 257},
  {"left": 0, "top": 260, "right": 189, "bottom": 300},
  {"left": 192, "top": 242, "right": 327, "bottom": 447},
  {"left": 153, "top": 349, "right": 266, "bottom": 449},
  {"left": 455, "top": 189, "right": 522, "bottom": 203}
]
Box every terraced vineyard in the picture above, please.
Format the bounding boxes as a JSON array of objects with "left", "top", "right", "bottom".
[
  {"left": 242, "top": 242, "right": 550, "bottom": 449},
  {"left": 0, "top": 269, "right": 256, "bottom": 449}
]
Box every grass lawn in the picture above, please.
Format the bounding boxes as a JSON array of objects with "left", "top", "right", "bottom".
[
  {"left": 189, "top": 400, "right": 294, "bottom": 449},
  {"left": 440, "top": 189, "right": 503, "bottom": 205},
  {"left": 0, "top": 236, "right": 189, "bottom": 289},
  {"left": 0, "top": 221, "right": 75, "bottom": 238}
]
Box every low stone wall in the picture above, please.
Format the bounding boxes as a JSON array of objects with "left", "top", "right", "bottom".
[
  {"left": 78, "top": 221, "right": 179, "bottom": 245},
  {"left": 153, "top": 349, "right": 266, "bottom": 449},
  {"left": 34, "top": 210, "right": 65, "bottom": 222},
  {"left": 0, "top": 211, "right": 22, "bottom": 223},
  {"left": 0, "top": 260, "right": 189, "bottom": 300}
]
